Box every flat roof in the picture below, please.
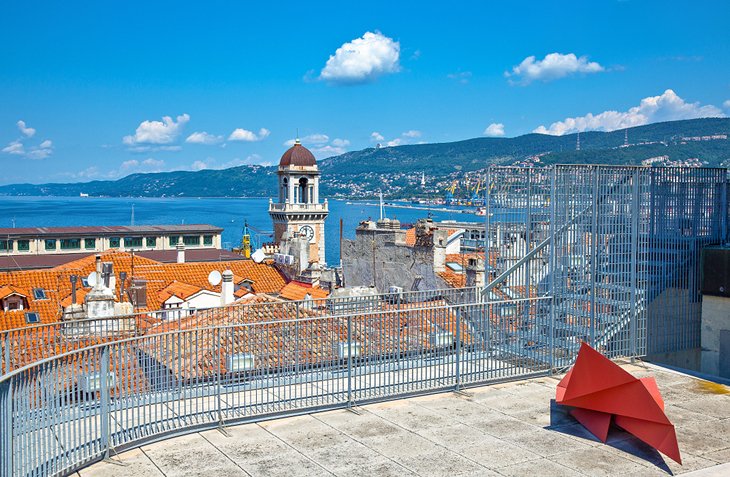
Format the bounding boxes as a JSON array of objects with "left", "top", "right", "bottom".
[
  {"left": 0, "top": 224, "right": 224, "bottom": 238},
  {"left": 79, "top": 363, "right": 730, "bottom": 476},
  {"left": 0, "top": 248, "right": 245, "bottom": 271}
]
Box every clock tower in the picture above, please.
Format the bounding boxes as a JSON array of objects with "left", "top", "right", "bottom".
[{"left": 269, "top": 139, "right": 328, "bottom": 264}]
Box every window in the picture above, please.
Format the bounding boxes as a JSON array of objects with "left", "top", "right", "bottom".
[
  {"left": 84, "top": 238, "right": 96, "bottom": 250},
  {"left": 33, "top": 288, "right": 47, "bottom": 300},
  {"left": 17, "top": 240, "right": 29, "bottom": 252},
  {"left": 44, "top": 239, "right": 56, "bottom": 251},
  {"left": 25, "top": 312, "right": 40, "bottom": 324},
  {"left": 7, "top": 301, "right": 19, "bottom": 311},
  {"left": 183, "top": 235, "right": 200, "bottom": 247},
  {"left": 445, "top": 262, "right": 464, "bottom": 272},
  {"left": 146, "top": 237, "right": 157, "bottom": 248},
  {"left": 169, "top": 236, "right": 181, "bottom": 246},
  {"left": 109, "top": 237, "right": 121, "bottom": 248},
  {"left": 124, "top": 237, "right": 143, "bottom": 248},
  {"left": 203, "top": 235, "right": 213, "bottom": 246},
  {"left": 60, "top": 238, "right": 81, "bottom": 250},
  {"left": 81, "top": 277, "right": 90, "bottom": 287},
  {"left": 0, "top": 239, "right": 12, "bottom": 251}
]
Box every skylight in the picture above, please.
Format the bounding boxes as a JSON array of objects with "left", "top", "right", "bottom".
[
  {"left": 32, "top": 288, "right": 47, "bottom": 300},
  {"left": 25, "top": 312, "right": 40, "bottom": 324},
  {"left": 445, "top": 262, "right": 464, "bottom": 272}
]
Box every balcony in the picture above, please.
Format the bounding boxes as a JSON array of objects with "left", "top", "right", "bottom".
[
  {"left": 268, "top": 200, "right": 329, "bottom": 213},
  {"left": 80, "top": 363, "right": 725, "bottom": 476}
]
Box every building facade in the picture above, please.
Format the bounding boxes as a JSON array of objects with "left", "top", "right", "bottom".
[
  {"left": 268, "top": 139, "right": 328, "bottom": 264},
  {"left": 0, "top": 224, "right": 223, "bottom": 256}
]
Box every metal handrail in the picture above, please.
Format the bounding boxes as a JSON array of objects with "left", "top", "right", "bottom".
[{"left": 1, "top": 296, "right": 554, "bottom": 477}]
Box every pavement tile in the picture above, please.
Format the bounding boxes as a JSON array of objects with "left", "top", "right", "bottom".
[
  {"left": 140, "top": 433, "right": 246, "bottom": 477},
  {"left": 79, "top": 448, "right": 163, "bottom": 477},
  {"left": 548, "top": 446, "right": 657, "bottom": 477}
]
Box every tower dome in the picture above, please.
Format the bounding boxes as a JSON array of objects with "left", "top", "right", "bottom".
[{"left": 279, "top": 139, "right": 316, "bottom": 167}]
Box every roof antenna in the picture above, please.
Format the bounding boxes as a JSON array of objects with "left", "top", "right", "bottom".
[{"left": 296, "top": 128, "right": 300, "bottom": 145}]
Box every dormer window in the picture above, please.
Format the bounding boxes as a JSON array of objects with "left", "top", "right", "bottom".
[{"left": 33, "top": 288, "right": 47, "bottom": 300}]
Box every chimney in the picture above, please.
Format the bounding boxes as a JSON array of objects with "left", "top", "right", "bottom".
[
  {"left": 221, "top": 270, "right": 234, "bottom": 305},
  {"left": 94, "top": 255, "right": 103, "bottom": 289},
  {"left": 432, "top": 229, "right": 448, "bottom": 273},
  {"left": 466, "top": 257, "right": 486, "bottom": 288},
  {"left": 119, "top": 271, "right": 127, "bottom": 301},
  {"left": 176, "top": 237, "right": 185, "bottom": 264},
  {"left": 102, "top": 262, "right": 113, "bottom": 288},
  {"left": 69, "top": 275, "right": 78, "bottom": 304}
]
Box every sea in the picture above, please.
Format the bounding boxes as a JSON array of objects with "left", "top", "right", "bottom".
[{"left": 0, "top": 197, "right": 485, "bottom": 265}]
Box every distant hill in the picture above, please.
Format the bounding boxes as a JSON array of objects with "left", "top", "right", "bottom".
[{"left": 1, "top": 118, "right": 728, "bottom": 199}]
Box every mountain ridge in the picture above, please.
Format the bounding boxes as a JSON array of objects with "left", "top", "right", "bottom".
[{"left": 1, "top": 118, "right": 728, "bottom": 199}]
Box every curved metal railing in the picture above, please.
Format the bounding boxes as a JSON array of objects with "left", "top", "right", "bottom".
[{"left": 0, "top": 296, "right": 552, "bottom": 477}]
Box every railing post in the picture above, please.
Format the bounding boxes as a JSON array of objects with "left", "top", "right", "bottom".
[
  {"left": 455, "top": 308, "right": 461, "bottom": 391},
  {"left": 346, "top": 316, "right": 353, "bottom": 408},
  {"left": 3, "top": 334, "right": 9, "bottom": 375},
  {"left": 1, "top": 378, "right": 13, "bottom": 476},
  {"left": 629, "top": 169, "right": 640, "bottom": 361},
  {"left": 216, "top": 328, "right": 224, "bottom": 427},
  {"left": 548, "top": 167, "right": 557, "bottom": 372},
  {"left": 590, "top": 167, "right": 598, "bottom": 346},
  {"left": 100, "top": 345, "right": 111, "bottom": 459}
]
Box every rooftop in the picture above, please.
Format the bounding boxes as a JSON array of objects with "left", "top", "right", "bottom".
[
  {"left": 78, "top": 362, "right": 730, "bottom": 477},
  {"left": 0, "top": 224, "right": 223, "bottom": 237},
  {"left": 0, "top": 248, "right": 245, "bottom": 271}
]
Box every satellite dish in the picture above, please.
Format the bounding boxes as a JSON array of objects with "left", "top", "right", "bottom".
[
  {"left": 208, "top": 270, "right": 222, "bottom": 286},
  {"left": 251, "top": 249, "right": 266, "bottom": 264},
  {"left": 87, "top": 272, "right": 98, "bottom": 287}
]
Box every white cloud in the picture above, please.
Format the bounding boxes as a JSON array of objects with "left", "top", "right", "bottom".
[
  {"left": 283, "top": 134, "right": 350, "bottom": 157},
  {"left": 506, "top": 53, "right": 605, "bottom": 85},
  {"left": 123, "top": 113, "right": 190, "bottom": 145},
  {"left": 319, "top": 31, "right": 401, "bottom": 85},
  {"left": 284, "top": 134, "right": 330, "bottom": 147},
  {"left": 186, "top": 131, "right": 223, "bottom": 145},
  {"left": 534, "top": 89, "right": 725, "bottom": 135},
  {"left": 447, "top": 71, "right": 472, "bottom": 84},
  {"left": 17, "top": 120, "right": 36, "bottom": 138},
  {"left": 483, "top": 123, "right": 505, "bottom": 137},
  {"left": 191, "top": 160, "right": 209, "bottom": 171},
  {"left": 188, "top": 154, "right": 265, "bottom": 171},
  {"left": 331, "top": 138, "right": 350, "bottom": 147},
  {"left": 724, "top": 100, "right": 730, "bottom": 110},
  {"left": 228, "top": 127, "right": 270, "bottom": 142},
  {"left": 372, "top": 130, "right": 424, "bottom": 147},
  {"left": 2, "top": 140, "right": 24, "bottom": 155},
  {"left": 2, "top": 120, "right": 52, "bottom": 159}
]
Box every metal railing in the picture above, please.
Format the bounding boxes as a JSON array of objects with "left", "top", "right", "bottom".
[
  {"left": 0, "top": 296, "right": 551, "bottom": 477},
  {"left": 1, "top": 286, "right": 483, "bottom": 375}
]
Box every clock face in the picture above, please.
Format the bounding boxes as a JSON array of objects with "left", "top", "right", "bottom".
[{"left": 299, "top": 225, "right": 315, "bottom": 243}]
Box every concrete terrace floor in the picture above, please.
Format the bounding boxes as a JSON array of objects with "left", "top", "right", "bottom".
[{"left": 79, "top": 362, "right": 730, "bottom": 477}]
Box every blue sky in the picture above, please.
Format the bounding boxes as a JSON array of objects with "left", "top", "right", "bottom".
[{"left": 1, "top": 0, "right": 729, "bottom": 184}]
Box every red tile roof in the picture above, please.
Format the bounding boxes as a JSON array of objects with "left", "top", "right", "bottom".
[{"left": 278, "top": 281, "right": 329, "bottom": 301}]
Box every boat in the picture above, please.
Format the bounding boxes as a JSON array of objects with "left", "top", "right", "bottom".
[
  {"left": 475, "top": 207, "right": 487, "bottom": 216},
  {"left": 79, "top": 193, "right": 89, "bottom": 197}
]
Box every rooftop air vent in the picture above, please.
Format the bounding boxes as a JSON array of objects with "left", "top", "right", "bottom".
[
  {"left": 429, "top": 331, "right": 454, "bottom": 348},
  {"left": 337, "top": 341, "right": 362, "bottom": 360},
  {"left": 79, "top": 372, "right": 116, "bottom": 393},
  {"left": 226, "top": 354, "right": 256, "bottom": 373}
]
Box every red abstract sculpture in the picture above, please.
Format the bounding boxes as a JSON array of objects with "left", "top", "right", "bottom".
[{"left": 556, "top": 342, "right": 681, "bottom": 465}]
